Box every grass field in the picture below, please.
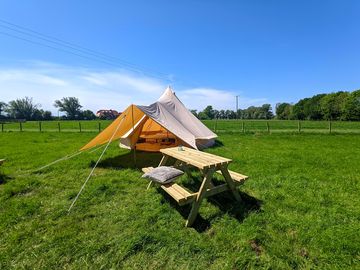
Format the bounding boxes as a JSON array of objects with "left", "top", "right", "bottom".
[
  {"left": 1, "top": 119, "right": 360, "bottom": 134},
  {"left": 0, "top": 132, "right": 359, "bottom": 269}
]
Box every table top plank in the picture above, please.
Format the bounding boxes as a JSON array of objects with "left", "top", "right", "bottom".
[{"left": 160, "top": 147, "right": 232, "bottom": 169}]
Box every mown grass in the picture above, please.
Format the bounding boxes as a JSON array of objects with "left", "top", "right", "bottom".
[
  {"left": 0, "top": 132, "right": 359, "bottom": 269},
  {"left": 1, "top": 119, "right": 360, "bottom": 133}
]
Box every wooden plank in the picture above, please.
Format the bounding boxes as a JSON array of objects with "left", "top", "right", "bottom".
[
  {"left": 186, "top": 168, "right": 215, "bottom": 227},
  {"left": 176, "top": 150, "right": 226, "bottom": 166},
  {"left": 160, "top": 151, "right": 208, "bottom": 169},
  {"left": 183, "top": 147, "right": 232, "bottom": 163},
  {"left": 219, "top": 166, "right": 242, "bottom": 202},
  {"left": 0, "top": 159, "right": 5, "bottom": 165},
  {"left": 161, "top": 183, "right": 196, "bottom": 206},
  {"left": 161, "top": 147, "right": 232, "bottom": 169},
  {"left": 203, "top": 183, "right": 229, "bottom": 197},
  {"left": 216, "top": 170, "right": 248, "bottom": 184}
]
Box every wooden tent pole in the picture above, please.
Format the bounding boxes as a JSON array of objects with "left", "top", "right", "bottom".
[{"left": 131, "top": 104, "right": 137, "bottom": 166}]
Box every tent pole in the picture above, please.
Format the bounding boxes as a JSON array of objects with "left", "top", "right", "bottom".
[{"left": 131, "top": 104, "right": 137, "bottom": 167}]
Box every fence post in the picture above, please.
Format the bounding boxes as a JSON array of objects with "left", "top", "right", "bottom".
[
  {"left": 39, "top": 121, "right": 42, "bottom": 132},
  {"left": 266, "top": 121, "right": 270, "bottom": 133},
  {"left": 1, "top": 123, "right": 3, "bottom": 132},
  {"left": 20, "top": 122, "right": 22, "bottom": 132},
  {"left": 298, "top": 121, "right": 301, "bottom": 133},
  {"left": 242, "top": 121, "right": 245, "bottom": 133},
  {"left": 58, "top": 122, "right": 61, "bottom": 132},
  {"left": 98, "top": 122, "right": 101, "bottom": 132},
  {"left": 215, "top": 119, "right": 218, "bottom": 133},
  {"left": 329, "top": 120, "right": 332, "bottom": 134},
  {"left": 79, "top": 122, "right": 82, "bottom": 133}
]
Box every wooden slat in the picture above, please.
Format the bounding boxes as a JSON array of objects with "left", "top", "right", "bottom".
[
  {"left": 160, "top": 147, "right": 232, "bottom": 169},
  {"left": 176, "top": 149, "right": 227, "bottom": 166},
  {"left": 203, "top": 183, "right": 229, "bottom": 197},
  {"left": 161, "top": 183, "right": 196, "bottom": 206},
  {"left": 162, "top": 151, "right": 209, "bottom": 169},
  {"left": 182, "top": 147, "right": 231, "bottom": 163},
  {"left": 216, "top": 170, "right": 248, "bottom": 183},
  {"left": 164, "top": 148, "right": 214, "bottom": 167}
]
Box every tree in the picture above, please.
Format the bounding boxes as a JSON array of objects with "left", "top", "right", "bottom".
[
  {"left": 320, "top": 92, "right": 348, "bottom": 120},
  {"left": 6, "top": 97, "right": 39, "bottom": 120},
  {"left": 342, "top": 90, "right": 360, "bottom": 120},
  {"left": 213, "top": 109, "right": 220, "bottom": 119},
  {"left": 303, "top": 94, "right": 326, "bottom": 120},
  {"left": 198, "top": 111, "right": 210, "bottom": 120},
  {"left": 219, "top": 110, "right": 226, "bottom": 119},
  {"left": 0, "top": 101, "right": 7, "bottom": 117},
  {"left": 276, "top": 103, "right": 291, "bottom": 119},
  {"left": 82, "top": 110, "right": 96, "bottom": 120},
  {"left": 260, "top": 104, "right": 273, "bottom": 119},
  {"left": 43, "top": 111, "right": 53, "bottom": 120},
  {"left": 190, "top": 110, "right": 198, "bottom": 118},
  {"left": 225, "top": 110, "right": 236, "bottom": 119},
  {"left": 202, "top": 105, "right": 215, "bottom": 119},
  {"left": 293, "top": 98, "right": 308, "bottom": 120},
  {"left": 54, "top": 97, "right": 82, "bottom": 120}
]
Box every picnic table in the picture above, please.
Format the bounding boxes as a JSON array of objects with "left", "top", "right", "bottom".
[
  {"left": 0, "top": 159, "right": 5, "bottom": 166},
  {"left": 143, "top": 146, "right": 248, "bottom": 227}
]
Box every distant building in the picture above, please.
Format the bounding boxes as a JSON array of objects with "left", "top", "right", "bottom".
[{"left": 96, "top": 109, "right": 121, "bottom": 120}]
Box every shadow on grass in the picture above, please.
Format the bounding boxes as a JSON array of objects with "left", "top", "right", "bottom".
[
  {"left": 0, "top": 173, "right": 12, "bottom": 185},
  {"left": 212, "top": 139, "right": 224, "bottom": 149},
  {"left": 97, "top": 150, "right": 164, "bottom": 170},
  {"left": 160, "top": 176, "right": 261, "bottom": 233}
]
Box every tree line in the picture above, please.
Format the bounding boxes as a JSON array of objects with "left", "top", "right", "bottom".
[
  {"left": 191, "top": 104, "right": 274, "bottom": 120},
  {"left": 191, "top": 89, "right": 360, "bottom": 121},
  {"left": 1, "top": 89, "right": 359, "bottom": 121},
  {"left": 0, "top": 97, "right": 97, "bottom": 121},
  {"left": 276, "top": 90, "right": 360, "bottom": 121}
]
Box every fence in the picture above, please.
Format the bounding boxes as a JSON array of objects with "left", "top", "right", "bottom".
[
  {"left": 0, "top": 120, "right": 112, "bottom": 133},
  {"left": 202, "top": 119, "right": 360, "bottom": 134},
  {"left": 0, "top": 120, "right": 359, "bottom": 134}
]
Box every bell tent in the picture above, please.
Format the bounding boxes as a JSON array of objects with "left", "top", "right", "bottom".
[{"left": 81, "top": 87, "right": 217, "bottom": 152}]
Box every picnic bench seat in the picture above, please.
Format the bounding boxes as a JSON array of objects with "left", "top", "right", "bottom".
[
  {"left": 142, "top": 166, "right": 249, "bottom": 206},
  {"left": 142, "top": 167, "right": 197, "bottom": 206},
  {"left": 0, "top": 159, "right": 5, "bottom": 166},
  {"left": 216, "top": 170, "right": 248, "bottom": 185}
]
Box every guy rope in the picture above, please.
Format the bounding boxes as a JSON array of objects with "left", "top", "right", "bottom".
[{"left": 68, "top": 114, "right": 127, "bottom": 213}]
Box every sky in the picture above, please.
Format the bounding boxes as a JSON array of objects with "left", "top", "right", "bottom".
[{"left": 0, "top": 0, "right": 359, "bottom": 114}]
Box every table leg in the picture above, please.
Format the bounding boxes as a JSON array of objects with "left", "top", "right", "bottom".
[
  {"left": 147, "top": 155, "right": 169, "bottom": 190},
  {"left": 220, "top": 165, "right": 242, "bottom": 202},
  {"left": 186, "top": 167, "right": 215, "bottom": 227}
]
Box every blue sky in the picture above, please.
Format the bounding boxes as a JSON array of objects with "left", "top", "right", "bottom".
[{"left": 0, "top": 0, "right": 359, "bottom": 113}]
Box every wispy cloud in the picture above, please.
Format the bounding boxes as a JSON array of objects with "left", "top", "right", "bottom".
[{"left": 0, "top": 61, "right": 268, "bottom": 113}]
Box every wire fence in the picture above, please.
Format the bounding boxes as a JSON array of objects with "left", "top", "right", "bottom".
[{"left": 0, "top": 119, "right": 360, "bottom": 134}]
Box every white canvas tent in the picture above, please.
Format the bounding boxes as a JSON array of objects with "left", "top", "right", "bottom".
[{"left": 81, "top": 87, "right": 217, "bottom": 152}]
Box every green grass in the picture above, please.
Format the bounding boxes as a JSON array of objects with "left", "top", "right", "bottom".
[
  {"left": 0, "top": 132, "right": 359, "bottom": 269},
  {"left": 202, "top": 119, "right": 360, "bottom": 133},
  {"left": 1, "top": 119, "right": 360, "bottom": 133}
]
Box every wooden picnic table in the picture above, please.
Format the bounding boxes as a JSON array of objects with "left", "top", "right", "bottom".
[
  {"left": 0, "top": 159, "right": 5, "bottom": 166},
  {"left": 143, "top": 146, "right": 248, "bottom": 227}
]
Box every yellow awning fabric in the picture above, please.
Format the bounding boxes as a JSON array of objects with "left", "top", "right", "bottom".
[{"left": 80, "top": 105, "right": 145, "bottom": 151}]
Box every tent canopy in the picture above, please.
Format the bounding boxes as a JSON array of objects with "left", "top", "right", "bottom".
[{"left": 81, "top": 87, "right": 217, "bottom": 152}]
